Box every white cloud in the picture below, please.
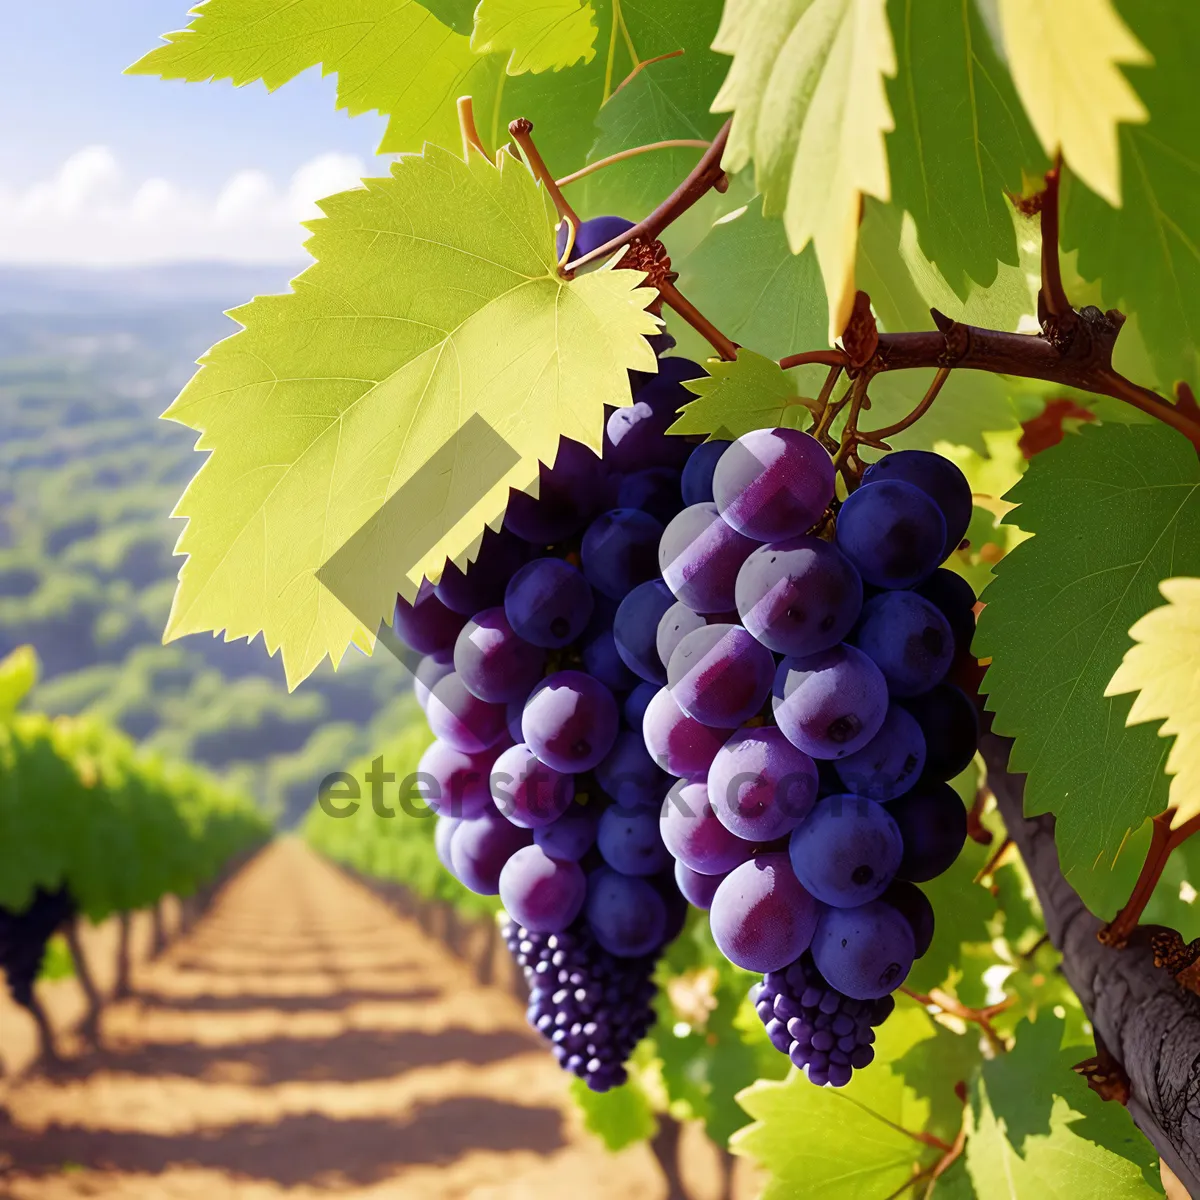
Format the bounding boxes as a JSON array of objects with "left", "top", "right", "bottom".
[{"left": 0, "top": 147, "right": 370, "bottom": 264}]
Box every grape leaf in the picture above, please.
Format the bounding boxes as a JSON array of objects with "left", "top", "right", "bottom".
[
  {"left": 471, "top": 0, "right": 598, "bottom": 74},
  {"left": 732, "top": 1003, "right": 942, "bottom": 1198},
  {"left": 975, "top": 423, "right": 1200, "bottom": 882},
  {"left": 995, "top": 0, "right": 1149, "bottom": 207},
  {"left": 892, "top": 1017, "right": 983, "bottom": 1147},
  {"left": 1062, "top": 1, "right": 1200, "bottom": 401},
  {"left": 0, "top": 645, "right": 38, "bottom": 718},
  {"left": 885, "top": 0, "right": 1045, "bottom": 297},
  {"left": 127, "top": 0, "right": 494, "bottom": 156},
  {"left": 967, "top": 1086, "right": 1160, "bottom": 1199},
  {"left": 568, "top": 1073, "right": 657, "bottom": 1150},
  {"left": 712, "top": 0, "right": 897, "bottom": 341},
  {"left": 162, "top": 146, "right": 657, "bottom": 687},
  {"left": 980, "top": 1015, "right": 1067, "bottom": 1150},
  {"left": 1105, "top": 578, "right": 1200, "bottom": 828},
  {"left": 670, "top": 352, "right": 817, "bottom": 439}
]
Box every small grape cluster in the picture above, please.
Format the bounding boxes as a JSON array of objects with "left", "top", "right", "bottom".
[
  {"left": 502, "top": 917, "right": 658, "bottom": 1092},
  {"left": 0, "top": 887, "right": 75, "bottom": 1009}
]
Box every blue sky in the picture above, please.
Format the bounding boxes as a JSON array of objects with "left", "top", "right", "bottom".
[{"left": 0, "top": 2, "right": 389, "bottom": 263}]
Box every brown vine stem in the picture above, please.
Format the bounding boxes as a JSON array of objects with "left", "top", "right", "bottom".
[
  {"left": 902, "top": 986, "right": 1013, "bottom": 1054},
  {"left": 507, "top": 118, "right": 580, "bottom": 228},
  {"left": 555, "top": 139, "right": 711, "bottom": 188},
  {"left": 657, "top": 278, "right": 738, "bottom": 361},
  {"left": 457, "top": 96, "right": 487, "bottom": 160},
  {"left": 1099, "top": 810, "right": 1200, "bottom": 948},
  {"left": 861, "top": 366, "right": 951, "bottom": 442},
  {"left": 563, "top": 118, "right": 732, "bottom": 273},
  {"left": 1038, "top": 156, "right": 1074, "bottom": 322},
  {"left": 831, "top": 371, "right": 874, "bottom": 484},
  {"left": 610, "top": 47, "right": 685, "bottom": 99}
]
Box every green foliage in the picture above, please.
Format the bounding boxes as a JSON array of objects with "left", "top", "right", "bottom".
[
  {"left": 671, "top": 351, "right": 816, "bottom": 439},
  {"left": 0, "top": 645, "right": 37, "bottom": 717},
  {"left": 976, "top": 422, "right": 1200, "bottom": 887},
  {"left": 569, "top": 1072, "right": 658, "bottom": 1150},
  {"left": 471, "top": 0, "right": 599, "bottom": 74},
  {"left": 37, "top": 933, "right": 75, "bottom": 983}
]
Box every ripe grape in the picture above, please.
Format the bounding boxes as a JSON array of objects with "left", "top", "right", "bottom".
[
  {"left": 426, "top": 671, "right": 509, "bottom": 753},
  {"left": 900, "top": 684, "right": 979, "bottom": 782},
  {"left": 709, "top": 853, "right": 820, "bottom": 972},
  {"left": 656, "top": 600, "right": 707, "bottom": 671},
  {"left": 394, "top": 581, "right": 467, "bottom": 653},
  {"left": 834, "top": 704, "right": 926, "bottom": 801},
  {"left": 557, "top": 214, "right": 635, "bottom": 261},
  {"left": 712, "top": 428, "right": 835, "bottom": 542},
  {"left": 505, "top": 557, "right": 594, "bottom": 649},
  {"left": 505, "top": 438, "right": 605, "bottom": 545},
  {"left": 0, "top": 889, "right": 76, "bottom": 1010},
  {"left": 419, "top": 738, "right": 507, "bottom": 818},
  {"left": 811, "top": 901, "right": 915, "bottom": 1000},
  {"left": 595, "top": 729, "right": 665, "bottom": 809},
  {"left": 835, "top": 479, "right": 945, "bottom": 589},
  {"left": 613, "top": 579, "right": 676, "bottom": 684},
  {"left": 499, "top": 844, "right": 587, "bottom": 933},
  {"left": 772, "top": 645, "right": 889, "bottom": 759},
  {"left": 414, "top": 649, "right": 454, "bottom": 713},
  {"left": 787, "top": 795, "right": 903, "bottom": 907},
  {"left": 881, "top": 879, "right": 935, "bottom": 957},
  {"left": 915, "top": 568, "right": 977, "bottom": 658},
  {"left": 659, "top": 502, "right": 756, "bottom": 613},
  {"left": 454, "top": 607, "right": 546, "bottom": 704},
  {"left": 435, "top": 814, "right": 461, "bottom": 872},
  {"left": 735, "top": 535, "right": 863, "bottom": 656},
  {"left": 489, "top": 742, "right": 574, "bottom": 828},
  {"left": 434, "top": 528, "right": 527, "bottom": 614},
  {"left": 667, "top": 623, "right": 775, "bottom": 727},
  {"left": 861, "top": 449, "right": 972, "bottom": 559},
  {"left": 450, "top": 810, "right": 533, "bottom": 894},
  {"left": 641, "top": 685, "right": 732, "bottom": 777},
  {"left": 885, "top": 783, "right": 969, "bottom": 881},
  {"left": 534, "top": 804, "right": 601, "bottom": 862},
  {"left": 598, "top": 805, "right": 672, "bottom": 875},
  {"left": 581, "top": 509, "right": 664, "bottom": 599},
  {"left": 707, "top": 726, "right": 818, "bottom": 841},
  {"left": 618, "top": 467, "right": 683, "bottom": 524},
  {"left": 623, "top": 682, "right": 657, "bottom": 734},
  {"left": 659, "top": 779, "right": 755, "bottom": 875},
  {"left": 522, "top": 670, "right": 619, "bottom": 773},
  {"left": 582, "top": 628, "right": 639, "bottom": 693},
  {"left": 674, "top": 860, "right": 727, "bottom": 909},
  {"left": 586, "top": 867, "right": 668, "bottom": 956},
  {"left": 681, "top": 439, "right": 731, "bottom": 506},
  {"left": 853, "top": 591, "right": 953, "bottom": 697}
]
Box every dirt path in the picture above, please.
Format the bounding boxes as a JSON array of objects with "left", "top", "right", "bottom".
[{"left": 0, "top": 841, "right": 735, "bottom": 1199}]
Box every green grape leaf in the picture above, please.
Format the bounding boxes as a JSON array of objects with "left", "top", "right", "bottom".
[
  {"left": 568, "top": 1074, "right": 657, "bottom": 1150},
  {"left": 980, "top": 1016, "right": 1067, "bottom": 1150},
  {"left": 975, "top": 422, "right": 1200, "bottom": 883},
  {"left": 127, "top": 0, "right": 494, "bottom": 156},
  {"left": 162, "top": 146, "right": 657, "bottom": 688},
  {"left": 471, "top": 0, "right": 598, "bottom": 74},
  {"left": 1062, "top": 1, "right": 1200, "bottom": 394},
  {"left": 893, "top": 1018, "right": 983, "bottom": 1147},
  {"left": 0, "top": 645, "right": 39, "bottom": 718},
  {"left": 1058, "top": 1068, "right": 1164, "bottom": 1190},
  {"left": 712, "top": 0, "right": 897, "bottom": 341},
  {"left": 732, "top": 1003, "right": 941, "bottom": 1198},
  {"left": 967, "top": 1085, "right": 1160, "bottom": 1199},
  {"left": 670, "top": 351, "right": 817, "bottom": 439},
  {"left": 421, "top": 0, "right": 477, "bottom": 35},
  {"left": 885, "top": 0, "right": 1046, "bottom": 297}
]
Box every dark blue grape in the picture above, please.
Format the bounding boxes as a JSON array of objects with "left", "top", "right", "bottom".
[
  {"left": 581, "top": 509, "right": 664, "bottom": 600},
  {"left": 861, "top": 449, "right": 972, "bottom": 560},
  {"left": 681, "top": 440, "right": 731, "bottom": 506},
  {"left": 885, "top": 783, "right": 968, "bottom": 882},
  {"left": 835, "top": 479, "right": 945, "bottom": 589},
  {"left": 853, "top": 590, "right": 954, "bottom": 697}
]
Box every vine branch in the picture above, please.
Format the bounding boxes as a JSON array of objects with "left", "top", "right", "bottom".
[
  {"left": 507, "top": 118, "right": 580, "bottom": 229},
  {"left": 555, "top": 139, "right": 711, "bottom": 188},
  {"left": 657, "top": 277, "right": 738, "bottom": 361}
]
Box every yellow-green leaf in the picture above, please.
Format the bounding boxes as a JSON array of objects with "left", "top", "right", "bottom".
[
  {"left": 670, "top": 351, "right": 817, "bottom": 439},
  {"left": 471, "top": 0, "right": 598, "bottom": 74},
  {"left": 163, "top": 145, "right": 658, "bottom": 688},
  {"left": 711, "top": 0, "right": 896, "bottom": 342},
  {"left": 126, "top": 0, "right": 494, "bottom": 156},
  {"left": 996, "top": 0, "right": 1150, "bottom": 206},
  {"left": 0, "top": 646, "right": 39, "bottom": 719},
  {"left": 1106, "top": 578, "right": 1200, "bottom": 829}
]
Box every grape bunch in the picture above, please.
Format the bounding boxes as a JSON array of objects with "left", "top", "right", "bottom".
[
  {"left": 0, "top": 887, "right": 75, "bottom": 1009},
  {"left": 646, "top": 427, "right": 977, "bottom": 1086}
]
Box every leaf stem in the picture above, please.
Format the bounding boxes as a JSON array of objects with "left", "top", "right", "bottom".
[
  {"left": 458, "top": 96, "right": 487, "bottom": 160},
  {"left": 556, "top": 138, "right": 711, "bottom": 187},
  {"left": 657, "top": 278, "right": 738, "bottom": 361},
  {"left": 508, "top": 118, "right": 580, "bottom": 227},
  {"left": 1039, "top": 156, "right": 1073, "bottom": 321},
  {"left": 611, "top": 48, "right": 685, "bottom": 99},
  {"left": 861, "top": 366, "right": 951, "bottom": 441},
  {"left": 902, "top": 985, "right": 1012, "bottom": 1054}
]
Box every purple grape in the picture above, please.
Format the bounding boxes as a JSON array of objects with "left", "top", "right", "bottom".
[
  {"left": 811, "top": 901, "right": 915, "bottom": 1000},
  {"left": 505, "top": 438, "right": 606, "bottom": 545},
  {"left": 660, "top": 779, "right": 756, "bottom": 875},
  {"left": 500, "top": 844, "right": 587, "bottom": 933},
  {"left": 558, "top": 214, "right": 635, "bottom": 261},
  {"left": 681, "top": 439, "right": 731, "bottom": 506},
  {"left": 522, "top": 670, "right": 619, "bottom": 773},
  {"left": 505, "top": 557, "right": 594, "bottom": 649},
  {"left": 623, "top": 682, "right": 657, "bottom": 734},
  {"left": 659, "top": 502, "right": 756, "bottom": 613},
  {"left": 582, "top": 628, "right": 639, "bottom": 694},
  {"left": 489, "top": 742, "right": 575, "bottom": 828},
  {"left": 598, "top": 805, "right": 672, "bottom": 876},
  {"left": 641, "top": 685, "right": 732, "bottom": 777},
  {"left": 900, "top": 684, "right": 979, "bottom": 782},
  {"left": 835, "top": 479, "right": 945, "bottom": 589},
  {"left": 414, "top": 649, "right": 455, "bottom": 713},
  {"left": 885, "top": 783, "right": 968, "bottom": 881},
  {"left": 605, "top": 360, "right": 703, "bottom": 472},
  {"left": 709, "top": 853, "right": 820, "bottom": 972},
  {"left": 656, "top": 601, "right": 707, "bottom": 671},
  {"left": 505, "top": 698, "right": 526, "bottom": 744},
  {"left": 713, "top": 429, "right": 835, "bottom": 543},
  {"left": 614, "top": 580, "right": 676, "bottom": 685},
  {"left": 772, "top": 645, "right": 889, "bottom": 759},
  {"left": 915, "top": 568, "right": 977, "bottom": 657},
  {"left": 788, "top": 795, "right": 903, "bottom": 907},
  {"left": 853, "top": 591, "right": 953, "bottom": 697},
  {"left": 453, "top": 607, "right": 546, "bottom": 704},
  {"left": 394, "top": 580, "right": 467, "bottom": 653},
  {"left": 707, "top": 726, "right": 818, "bottom": 841},
  {"left": 581, "top": 509, "right": 664, "bottom": 600},
  {"left": 835, "top": 705, "right": 926, "bottom": 801},
  {"left": 651, "top": 869, "right": 689, "bottom": 944},
  {"left": 426, "top": 671, "right": 509, "bottom": 753},
  {"left": 881, "top": 880, "right": 935, "bottom": 957},
  {"left": 618, "top": 468, "right": 684, "bottom": 524},
  {"left": 595, "top": 729, "right": 665, "bottom": 808},
  {"left": 667, "top": 623, "right": 775, "bottom": 727},
  {"left": 735, "top": 535, "right": 863, "bottom": 656},
  {"left": 534, "top": 804, "right": 601, "bottom": 862},
  {"left": 435, "top": 814, "right": 462, "bottom": 871},
  {"left": 861, "top": 449, "right": 972, "bottom": 559},
  {"left": 433, "top": 528, "right": 527, "bottom": 614},
  {"left": 450, "top": 810, "right": 533, "bottom": 894},
  {"left": 419, "top": 738, "right": 509, "bottom": 818},
  {"left": 586, "top": 867, "right": 667, "bottom": 956},
  {"left": 674, "top": 860, "right": 727, "bottom": 909}
]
